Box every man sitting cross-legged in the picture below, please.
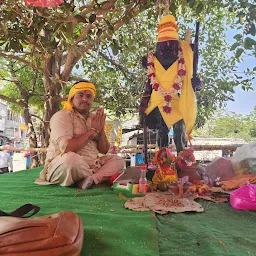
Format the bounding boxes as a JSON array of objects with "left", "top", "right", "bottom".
[{"left": 35, "top": 81, "right": 124, "bottom": 189}]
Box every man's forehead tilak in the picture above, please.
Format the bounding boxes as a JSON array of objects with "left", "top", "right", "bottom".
[{"left": 76, "top": 90, "right": 94, "bottom": 96}]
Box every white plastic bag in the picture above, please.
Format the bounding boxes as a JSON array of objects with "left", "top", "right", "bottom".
[
  {"left": 232, "top": 143, "right": 256, "bottom": 175},
  {"left": 232, "top": 143, "right": 256, "bottom": 162}
]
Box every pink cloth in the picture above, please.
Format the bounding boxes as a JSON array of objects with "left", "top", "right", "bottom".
[
  {"left": 206, "top": 157, "right": 235, "bottom": 184},
  {"left": 25, "top": 0, "right": 63, "bottom": 7}
]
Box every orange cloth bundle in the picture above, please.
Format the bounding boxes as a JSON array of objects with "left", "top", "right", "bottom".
[
  {"left": 220, "top": 174, "right": 256, "bottom": 190},
  {"left": 152, "top": 164, "right": 178, "bottom": 184}
]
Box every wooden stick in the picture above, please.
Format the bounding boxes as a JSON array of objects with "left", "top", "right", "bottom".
[
  {"left": 0, "top": 146, "right": 47, "bottom": 153},
  {"left": 120, "top": 144, "right": 243, "bottom": 154},
  {"left": 0, "top": 144, "right": 243, "bottom": 154}
]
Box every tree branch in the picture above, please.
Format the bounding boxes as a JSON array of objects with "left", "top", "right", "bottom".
[
  {"left": 0, "top": 77, "right": 15, "bottom": 83},
  {"left": 14, "top": 64, "right": 27, "bottom": 73},
  {"left": 30, "top": 113, "right": 44, "bottom": 123},
  {"left": 8, "top": 68, "right": 29, "bottom": 97},
  {"left": 76, "top": 0, "right": 118, "bottom": 43},
  {"left": 0, "top": 52, "right": 44, "bottom": 73},
  {"left": 0, "top": 94, "right": 26, "bottom": 107},
  {"left": 80, "top": 0, "right": 117, "bottom": 17},
  {"left": 61, "top": 49, "right": 77, "bottom": 81},
  {"left": 61, "top": 0, "right": 149, "bottom": 82},
  {"left": 69, "top": 75, "right": 85, "bottom": 82},
  {"left": 31, "top": 70, "right": 38, "bottom": 92},
  {"left": 43, "top": 56, "right": 53, "bottom": 95},
  {"left": 6, "top": 1, "right": 31, "bottom": 25},
  {"left": 96, "top": 51, "right": 136, "bottom": 80}
]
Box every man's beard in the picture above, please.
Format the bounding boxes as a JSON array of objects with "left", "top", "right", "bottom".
[{"left": 74, "top": 104, "right": 90, "bottom": 116}]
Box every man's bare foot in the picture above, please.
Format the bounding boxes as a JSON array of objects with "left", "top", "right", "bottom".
[{"left": 76, "top": 176, "right": 94, "bottom": 190}]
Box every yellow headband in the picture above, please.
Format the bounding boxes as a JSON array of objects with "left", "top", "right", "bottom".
[
  {"left": 157, "top": 15, "right": 179, "bottom": 42},
  {"left": 61, "top": 82, "right": 96, "bottom": 112}
]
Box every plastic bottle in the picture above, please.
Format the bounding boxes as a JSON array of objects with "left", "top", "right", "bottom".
[{"left": 139, "top": 165, "right": 147, "bottom": 194}]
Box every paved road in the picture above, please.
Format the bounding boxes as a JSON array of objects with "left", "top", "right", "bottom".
[{"left": 12, "top": 153, "right": 27, "bottom": 172}]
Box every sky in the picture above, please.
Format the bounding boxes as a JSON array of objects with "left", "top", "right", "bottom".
[
  {"left": 223, "top": 29, "right": 256, "bottom": 115},
  {"left": 225, "top": 86, "right": 256, "bottom": 115},
  {"left": 225, "top": 55, "right": 256, "bottom": 115},
  {"left": 225, "top": 57, "right": 256, "bottom": 115}
]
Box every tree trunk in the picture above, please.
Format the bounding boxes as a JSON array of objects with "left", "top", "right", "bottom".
[
  {"left": 23, "top": 105, "right": 40, "bottom": 168},
  {"left": 41, "top": 54, "right": 62, "bottom": 149},
  {"left": 42, "top": 94, "right": 60, "bottom": 148}
]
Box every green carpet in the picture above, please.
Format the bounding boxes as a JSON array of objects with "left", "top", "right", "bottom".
[
  {"left": 157, "top": 199, "right": 256, "bottom": 256},
  {"left": 0, "top": 167, "right": 159, "bottom": 256},
  {"left": 2, "top": 168, "right": 256, "bottom": 256}
]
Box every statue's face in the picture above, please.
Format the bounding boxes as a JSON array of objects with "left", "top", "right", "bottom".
[
  {"left": 156, "top": 40, "right": 179, "bottom": 57},
  {"left": 155, "top": 40, "right": 179, "bottom": 69}
]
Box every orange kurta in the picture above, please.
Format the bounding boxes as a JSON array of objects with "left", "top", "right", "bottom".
[{"left": 145, "top": 40, "right": 197, "bottom": 137}]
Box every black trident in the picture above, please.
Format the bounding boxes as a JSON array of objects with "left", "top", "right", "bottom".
[{"left": 191, "top": 22, "right": 203, "bottom": 91}]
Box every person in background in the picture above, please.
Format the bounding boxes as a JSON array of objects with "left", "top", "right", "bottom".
[
  {"left": 35, "top": 81, "right": 124, "bottom": 189},
  {"left": 4, "top": 144, "right": 14, "bottom": 172},
  {"left": 24, "top": 151, "right": 31, "bottom": 169},
  {"left": 0, "top": 146, "right": 13, "bottom": 174},
  {"left": 169, "top": 127, "right": 174, "bottom": 145}
]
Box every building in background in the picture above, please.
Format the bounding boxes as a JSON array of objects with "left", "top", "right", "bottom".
[{"left": 0, "top": 101, "right": 27, "bottom": 146}]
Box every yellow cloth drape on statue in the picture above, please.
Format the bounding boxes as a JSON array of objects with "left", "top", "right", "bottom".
[{"left": 145, "top": 40, "right": 197, "bottom": 138}]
